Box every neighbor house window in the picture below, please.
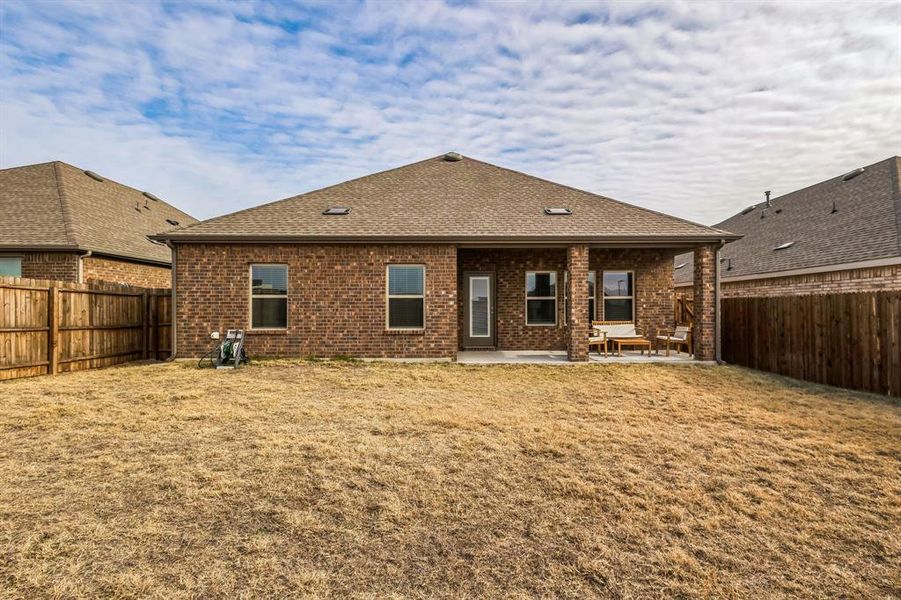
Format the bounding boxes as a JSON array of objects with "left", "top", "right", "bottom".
[
  {"left": 588, "top": 271, "right": 596, "bottom": 323},
  {"left": 250, "top": 264, "right": 288, "bottom": 329},
  {"left": 0, "top": 257, "right": 22, "bottom": 277},
  {"left": 602, "top": 271, "right": 633, "bottom": 321},
  {"left": 387, "top": 265, "right": 425, "bottom": 329},
  {"left": 526, "top": 271, "right": 556, "bottom": 325}
]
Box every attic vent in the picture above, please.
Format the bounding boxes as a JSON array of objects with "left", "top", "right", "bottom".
[
  {"left": 831, "top": 200, "right": 838, "bottom": 214},
  {"left": 544, "top": 207, "right": 572, "bottom": 216},
  {"left": 842, "top": 167, "right": 864, "bottom": 181},
  {"left": 143, "top": 191, "right": 161, "bottom": 202},
  {"left": 323, "top": 207, "right": 351, "bottom": 215},
  {"left": 740, "top": 205, "right": 755, "bottom": 215},
  {"left": 146, "top": 236, "right": 165, "bottom": 246},
  {"left": 443, "top": 152, "right": 462, "bottom": 162},
  {"left": 84, "top": 170, "right": 104, "bottom": 182},
  {"left": 674, "top": 263, "right": 686, "bottom": 270},
  {"left": 774, "top": 241, "right": 795, "bottom": 251},
  {"left": 166, "top": 218, "right": 180, "bottom": 226}
]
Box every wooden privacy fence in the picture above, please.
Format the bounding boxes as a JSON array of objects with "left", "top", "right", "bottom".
[
  {"left": 675, "top": 296, "right": 694, "bottom": 325},
  {"left": 722, "top": 292, "right": 901, "bottom": 397},
  {"left": 0, "top": 276, "right": 172, "bottom": 381}
]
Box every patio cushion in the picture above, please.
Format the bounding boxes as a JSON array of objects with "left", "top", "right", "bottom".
[{"left": 593, "top": 324, "right": 637, "bottom": 338}]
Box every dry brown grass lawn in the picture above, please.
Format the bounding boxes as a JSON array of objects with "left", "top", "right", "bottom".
[{"left": 0, "top": 361, "right": 899, "bottom": 599}]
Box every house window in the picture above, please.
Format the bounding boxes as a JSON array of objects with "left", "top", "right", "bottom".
[
  {"left": 0, "top": 257, "right": 22, "bottom": 277},
  {"left": 588, "top": 271, "right": 596, "bottom": 323},
  {"left": 387, "top": 265, "right": 425, "bottom": 329},
  {"left": 250, "top": 264, "right": 288, "bottom": 329},
  {"left": 602, "top": 271, "right": 633, "bottom": 321},
  {"left": 526, "top": 271, "right": 556, "bottom": 325}
]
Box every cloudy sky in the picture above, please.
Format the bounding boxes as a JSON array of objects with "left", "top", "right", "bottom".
[{"left": 1, "top": 1, "right": 899, "bottom": 224}]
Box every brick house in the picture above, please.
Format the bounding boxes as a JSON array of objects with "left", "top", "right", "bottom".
[
  {"left": 153, "top": 153, "right": 738, "bottom": 362},
  {"left": 675, "top": 156, "right": 901, "bottom": 299},
  {"left": 0, "top": 161, "right": 197, "bottom": 287}
]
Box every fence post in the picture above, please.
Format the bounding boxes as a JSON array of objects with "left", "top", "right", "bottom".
[
  {"left": 142, "top": 291, "right": 149, "bottom": 360},
  {"left": 48, "top": 286, "right": 59, "bottom": 375},
  {"left": 149, "top": 293, "right": 158, "bottom": 359}
]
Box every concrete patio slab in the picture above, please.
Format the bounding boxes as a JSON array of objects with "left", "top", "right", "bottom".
[{"left": 456, "top": 350, "right": 697, "bottom": 365}]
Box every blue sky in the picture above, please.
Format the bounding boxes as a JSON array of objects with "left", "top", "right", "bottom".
[{"left": 1, "top": 0, "right": 899, "bottom": 223}]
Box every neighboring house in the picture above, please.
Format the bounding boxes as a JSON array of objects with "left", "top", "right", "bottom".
[
  {"left": 152, "top": 153, "right": 738, "bottom": 362},
  {"left": 674, "top": 156, "right": 901, "bottom": 298},
  {"left": 0, "top": 161, "right": 197, "bottom": 287}
]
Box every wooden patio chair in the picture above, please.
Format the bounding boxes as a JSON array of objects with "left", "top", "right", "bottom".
[
  {"left": 655, "top": 325, "right": 692, "bottom": 356},
  {"left": 591, "top": 320, "right": 644, "bottom": 357}
]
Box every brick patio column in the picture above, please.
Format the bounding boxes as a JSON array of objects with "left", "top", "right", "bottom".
[
  {"left": 693, "top": 243, "right": 716, "bottom": 361},
  {"left": 566, "top": 244, "right": 589, "bottom": 361}
]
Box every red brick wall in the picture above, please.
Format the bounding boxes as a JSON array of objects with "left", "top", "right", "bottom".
[
  {"left": 83, "top": 255, "right": 172, "bottom": 288},
  {"left": 589, "top": 248, "right": 677, "bottom": 339},
  {"left": 458, "top": 247, "right": 677, "bottom": 351},
  {"left": 566, "top": 245, "right": 589, "bottom": 361},
  {"left": 458, "top": 248, "right": 568, "bottom": 350},
  {"left": 8, "top": 252, "right": 80, "bottom": 282},
  {"left": 693, "top": 244, "right": 716, "bottom": 361},
  {"left": 174, "top": 243, "right": 458, "bottom": 359}
]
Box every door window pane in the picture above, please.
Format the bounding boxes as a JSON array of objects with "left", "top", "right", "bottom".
[{"left": 470, "top": 277, "right": 489, "bottom": 337}]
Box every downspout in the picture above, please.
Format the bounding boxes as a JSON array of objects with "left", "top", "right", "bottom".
[
  {"left": 169, "top": 243, "right": 177, "bottom": 361},
  {"left": 77, "top": 250, "right": 92, "bottom": 283},
  {"left": 715, "top": 238, "right": 726, "bottom": 364}
]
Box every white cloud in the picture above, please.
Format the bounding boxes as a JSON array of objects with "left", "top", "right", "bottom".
[{"left": 1, "top": 0, "right": 898, "bottom": 225}]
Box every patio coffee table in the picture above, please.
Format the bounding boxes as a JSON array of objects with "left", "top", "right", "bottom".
[{"left": 610, "top": 337, "right": 652, "bottom": 356}]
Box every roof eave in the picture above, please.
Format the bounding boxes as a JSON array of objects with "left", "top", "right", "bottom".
[
  {"left": 151, "top": 233, "right": 742, "bottom": 246},
  {"left": 0, "top": 244, "right": 172, "bottom": 267}
]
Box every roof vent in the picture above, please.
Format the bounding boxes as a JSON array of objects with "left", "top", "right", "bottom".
[
  {"left": 323, "top": 207, "right": 351, "bottom": 215},
  {"left": 725, "top": 258, "right": 733, "bottom": 271},
  {"left": 84, "top": 170, "right": 104, "bottom": 182},
  {"left": 166, "top": 218, "right": 180, "bottom": 226},
  {"left": 544, "top": 207, "right": 572, "bottom": 216},
  {"left": 760, "top": 208, "right": 768, "bottom": 219},
  {"left": 831, "top": 200, "right": 838, "bottom": 214},
  {"left": 842, "top": 167, "right": 864, "bottom": 181},
  {"left": 443, "top": 152, "right": 463, "bottom": 162},
  {"left": 774, "top": 241, "right": 795, "bottom": 251},
  {"left": 143, "top": 191, "right": 161, "bottom": 202},
  {"left": 764, "top": 190, "right": 771, "bottom": 208},
  {"left": 674, "top": 263, "right": 686, "bottom": 270},
  {"left": 740, "top": 205, "right": 755, "bottom": 215}
]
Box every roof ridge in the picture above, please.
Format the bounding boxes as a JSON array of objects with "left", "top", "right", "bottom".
[
  {"left": 52, "top": 161, "right": 79, "bottom": 247},
  {"left": 462, "top": 155, "right": 734, "bottom": 236},
  {"left": 170, "top": 155, "right": 445, "bottom": 234}
]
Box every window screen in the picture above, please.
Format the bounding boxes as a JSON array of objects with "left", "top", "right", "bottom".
[
  {"left": 387, "top": 265, "right": 424, "bottom": 329},
  {"left": 251, "top": 265, "right": 288, "bottom": 328},
  {"left": 526, "top": 271, "right": 556, "bottom": 325}
]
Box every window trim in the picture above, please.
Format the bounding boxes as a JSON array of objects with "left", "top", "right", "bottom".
[
  {"left": 0, "top": 255, "right": 23, "bottom": 278},
  {"left": 601, "top": 270, "right": 635, "bottom": 322},
  {"left": 386, "top": 264, "right": 426, "bottom": 331},
  {"left": 525, "top": 270, "right": 557, "bottom": 327},
  {"left": 588, "top": 270, "right": 597, "bottom": 322},
  {"left": 248, "top": 263, "right": 289, "bottom": 331}
]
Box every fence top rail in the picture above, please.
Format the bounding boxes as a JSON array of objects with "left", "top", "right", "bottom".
[{"left": 0, "top": 275, "right": 169, "bottom": 295}]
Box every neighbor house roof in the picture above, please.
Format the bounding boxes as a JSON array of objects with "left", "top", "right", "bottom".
[
  {"left": 155, "top": 154, "right": 737, "bottom": 245},
  {"left": 674, "top": 156, "right": 901, "bottom": 284},
  {"left": 0, "top": 161, "right": 197, "bottom": 265}
]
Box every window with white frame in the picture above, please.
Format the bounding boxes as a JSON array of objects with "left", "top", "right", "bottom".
[
  {"left": 387, "top": 265, "right": 425, "bottom": 329},
  {"left": 0, "top": 257, "right": 22, "bottom": 277},
  {"left": 588, "top": 271, "right": 597, "bottom": 322},
  {"left": 602, "top": 271, "right": 633, "bottom": 321},
  {"left": 526, "top": 271, "right": 556, "bottom": 325},
  {"left": 250, "top": 264, "right": 288, "bottom": 329}
]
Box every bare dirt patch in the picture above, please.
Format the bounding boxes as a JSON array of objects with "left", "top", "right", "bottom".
[{"left": 1, "top": 361, "right": 898, "bottom": 598}]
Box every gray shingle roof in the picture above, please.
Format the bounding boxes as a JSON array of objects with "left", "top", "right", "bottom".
[
  {"left": 158, "top": 154, "right": 736, "bottom": 243},
  {"left": 0, "top": 161, "right": 197, "bottom": 264},
  {"left": 674, "top": 156, "right": 901, "bottom": 284}
]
